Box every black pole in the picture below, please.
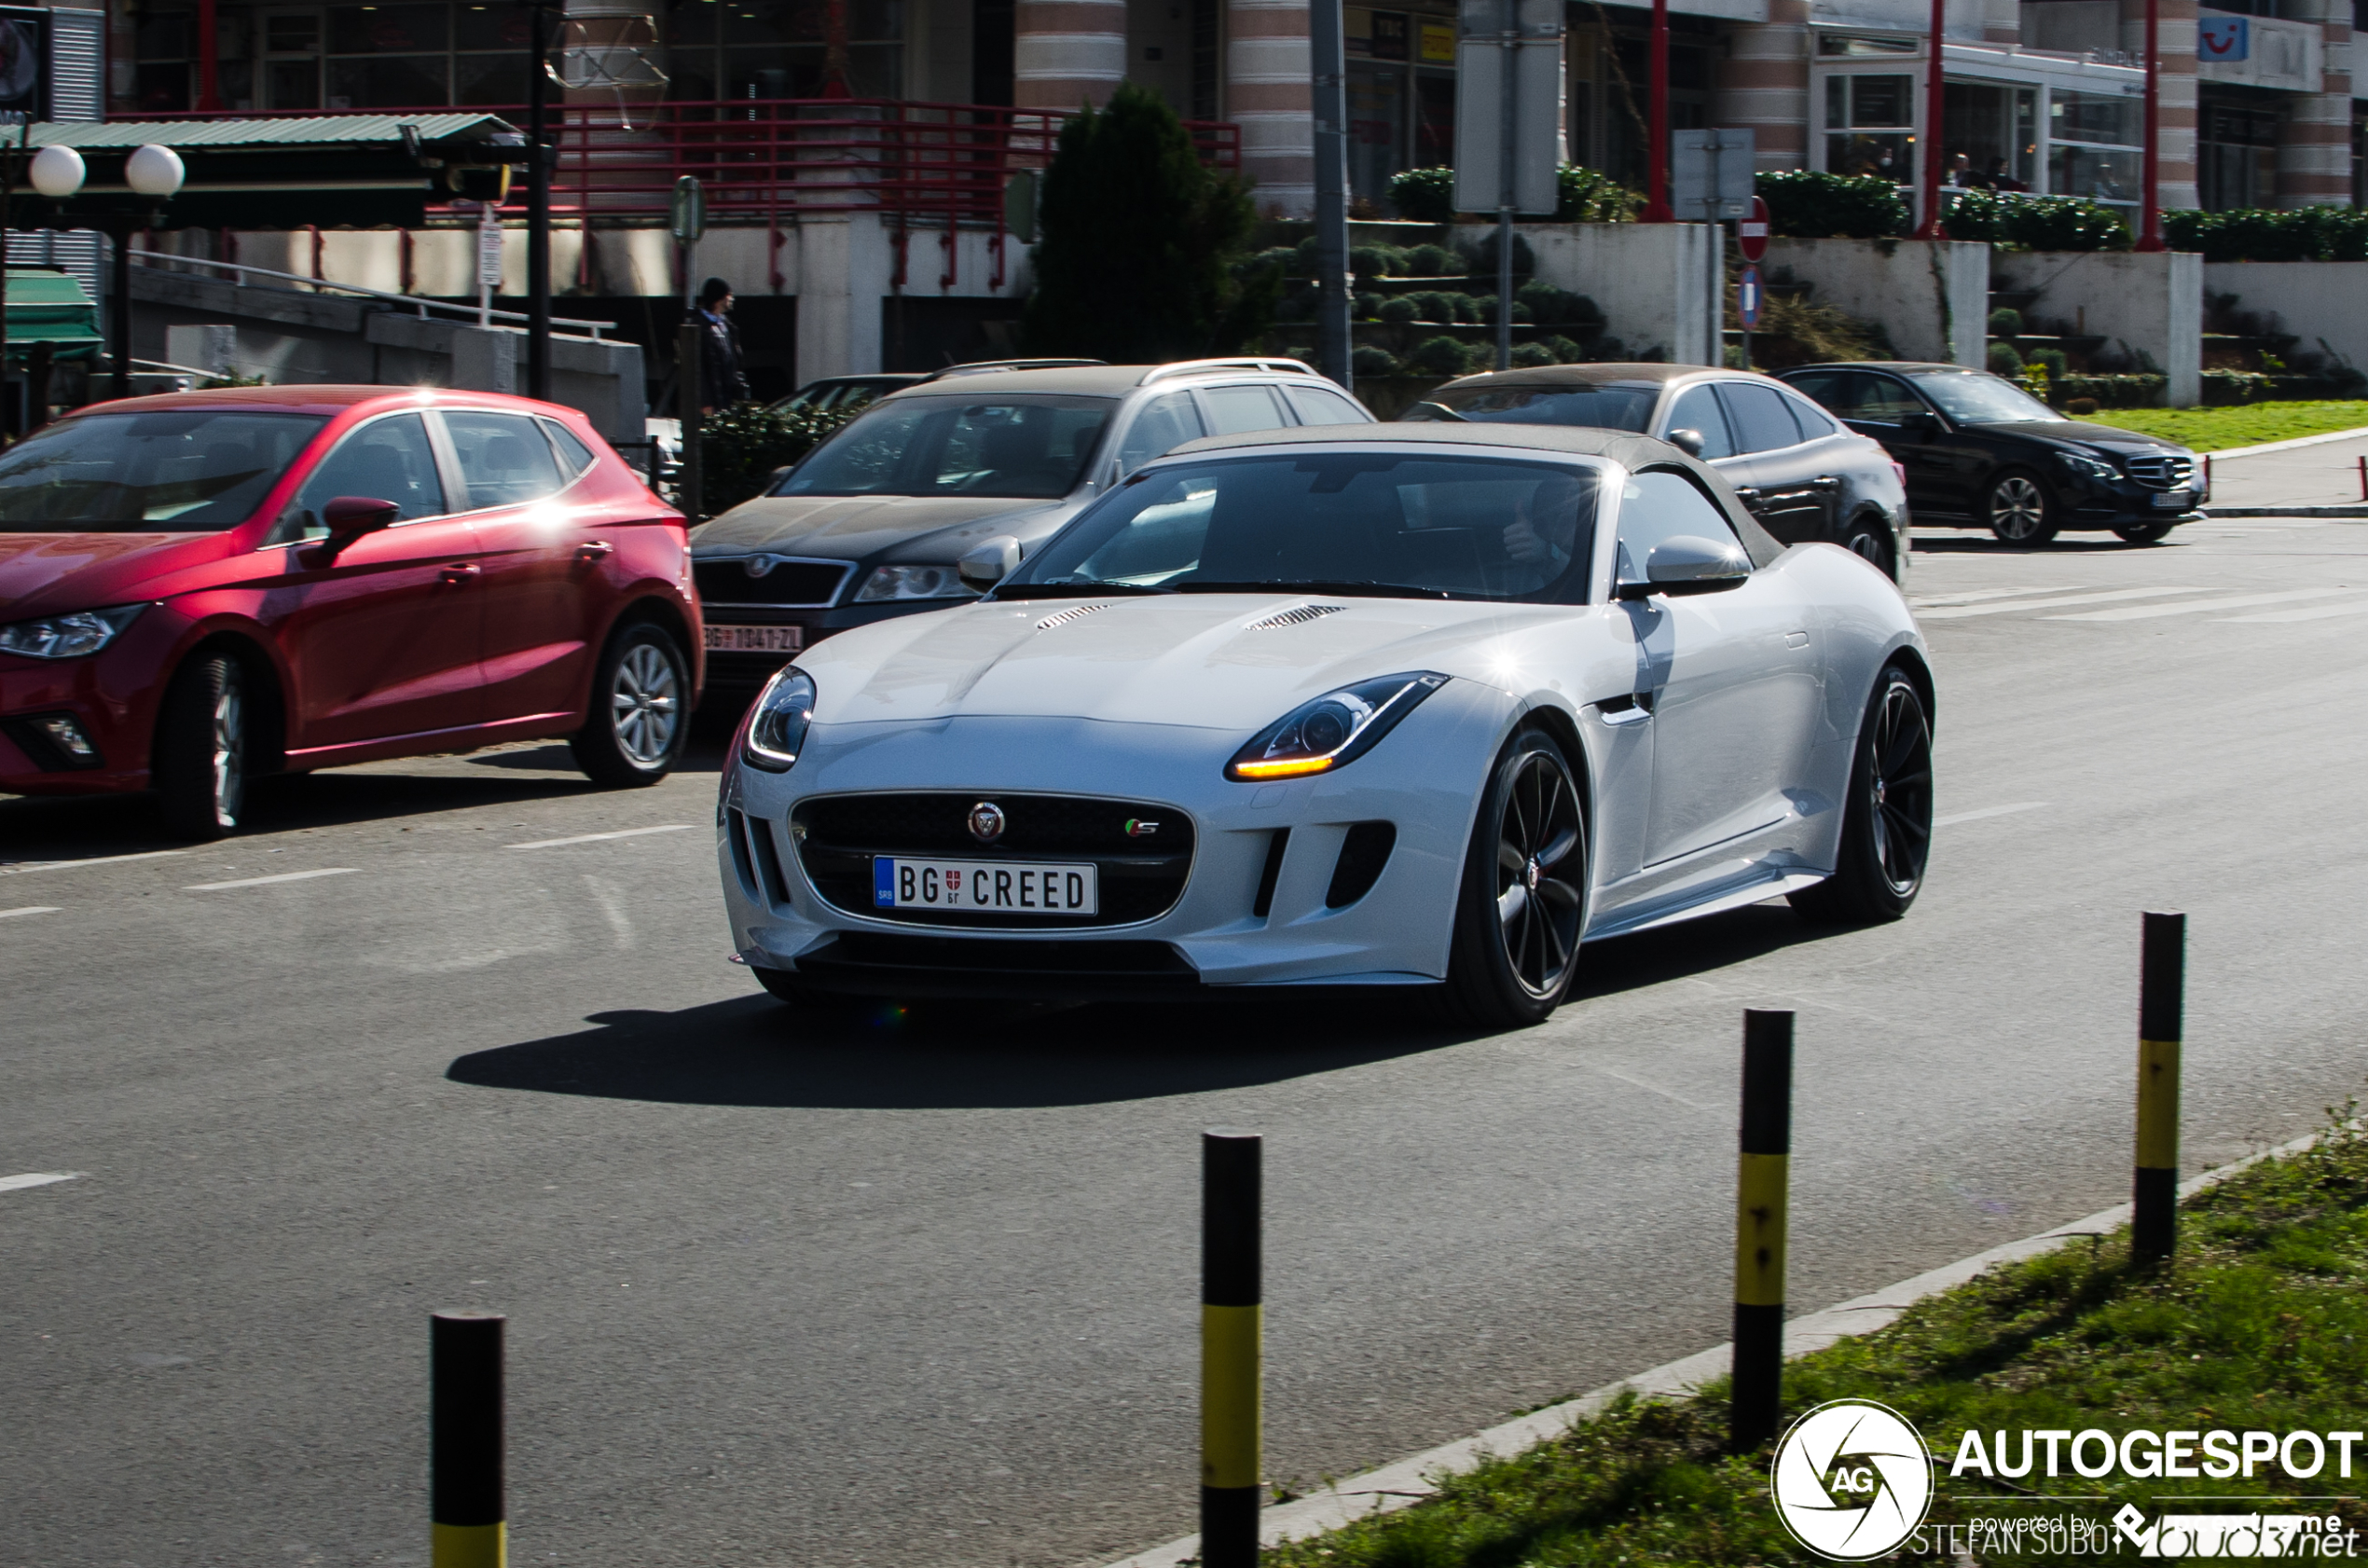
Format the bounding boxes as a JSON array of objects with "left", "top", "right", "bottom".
[
  {"left": 675, "top": 319, "right": 702, "bottom": 524},
  {"left": 2133, "top": 911, "right": 2185, "bottom": 1269},
  {"left": 1201, "top": 1128, "right": 1262, "bottom": 1568},
  {"left": 430, "top": 1310, "right": 505, "bottom": 1568},
  {"left": 110, "top": 219, "right": 131, "bottom": 401},
  {"left": 1730, "top": 1008, "right": 1792, "bottom": 1451},
  {"left": 1309, "top": 0, "right": 1351, "bottom": 393},
  {"left": 526, "top": 0, "right": 552, "bottom": 401}
]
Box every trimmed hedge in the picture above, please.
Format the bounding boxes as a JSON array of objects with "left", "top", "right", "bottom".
[
  {"left": 1941, "top": 189, "right": 2133, "bottom": 251},
  {"left": 2163, "top": 205, "right": 2368, "bottom": 262},
  {"left": 1386, "top": 162, "right": 1643, "bottom": 223},
  {"left": 1755, "top": 171, "right": 1908, "bottom": 239}
]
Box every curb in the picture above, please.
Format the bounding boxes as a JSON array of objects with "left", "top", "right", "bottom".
[
  {"left": 2205, "top": 426, "right": 2368, "bottom": 461},
  {"left": 1093, "top": 1128, "right": 2324, "bottom": 1568},
  {"left": 2197, "top": 505, "right": 2368, "bottom": 518}
]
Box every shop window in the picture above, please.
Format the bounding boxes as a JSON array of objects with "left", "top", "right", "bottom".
[
  {"left": 1824, "top": 73, "right": 1913, "bottom": 181},
  {"left": 1943, "top": 80, "right": 2036, "bottom": 191},
  {"left": 2200, "top": 97, "right": 2283, "bottom": 210}
]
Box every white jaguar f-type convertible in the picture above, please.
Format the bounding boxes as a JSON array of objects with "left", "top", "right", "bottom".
[{"left": 717, "top": 423, "right": 1934, "bottom": 1025}]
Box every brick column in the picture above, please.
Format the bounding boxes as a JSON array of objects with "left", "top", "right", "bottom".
[
  {"left": 2279, "top": 0, "right": 2354, "bottom": 205},
  {"left": 2128, "top": 0, "right": 2199, "bottom": 211},
  {"left": 1228, "top": 0, "right": 1313, "bottom": 215},
  {"left": 1014, "top": 0, "right": 1128, "bottom": 111},
  {"left": 1718, "top": 0, "right": 1810, "bottom": 172}
]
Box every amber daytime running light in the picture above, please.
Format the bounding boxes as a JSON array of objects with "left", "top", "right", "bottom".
[{"left": 1225, "top": 673, "right": 1448, "bottom": 781}]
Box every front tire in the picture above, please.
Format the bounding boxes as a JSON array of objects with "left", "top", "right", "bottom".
[
  {"left": 1437, "top": 727, "right": 1589, "bottom": 1029},
  {"left": 1984, "top": 470, "right": 2059, "bottom": 545},
  {"left": 2113, "top": 518, "right": 2176, "bottom": 544},
  {"left": 1791, "top": 665, "right": 1934, "bottom": 925},
  {"left": 571, "top": 619, "right": 690, "bottom": 788},
  {"left": 154, "top": 652, "right": 249, "bottom": 841}
]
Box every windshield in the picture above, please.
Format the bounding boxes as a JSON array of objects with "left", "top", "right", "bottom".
[
  {"left": 1006, "top": 452, "right": 1604, "bottom": 602},
  {"left": 776, "top": 393, "right": 1114, "bottom": 500},
  {"left": 0, "top": 410, "right": 327, "bottom": 532},
  {"left": 1412, "top": 383, "right": 1659, "bottom": 433},
  {"left": 1909, "top": 372, "right": 2059, "bottom": 425}
]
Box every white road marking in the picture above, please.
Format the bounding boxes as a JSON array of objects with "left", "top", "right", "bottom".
[
  {"left": 1916, "top": 586, "right": 2196, "bottom": 620},
  {"left": 0, "top": 849, "right": 185, "bottom": 876},
  {"left": 2046, "top": 586, "right": 2365, "bottom": 622},
  {"left": 0, "top": 905, "right": 60, "bottom": 919},
  {"left": 1908, "top": 585, "right": 2085, "bottom": 608},
  {"left": 1932, "top": 802, "right": 2048, "bottom": 828},
  {"left": 507, "top": 824, "right": 695, "bottom": 850},
  {"left": 0, "top": 1172, "right": 81, "bottom": 1193},
  {"left": 2215, "top": 597, "right": 2368, "bottom": 625},
  {"left": 185, "top": 868, "right": 360, "bottom": 891}
]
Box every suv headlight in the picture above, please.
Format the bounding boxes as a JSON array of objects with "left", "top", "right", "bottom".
[
  {"left": 2054, "top": 450, "right": 2117, "bottom": 482},
  {"left": 0, "top": 604, "right": 146, "bottom": 660},
  {"left": 854, "top": 563, "right": 972, "bottom": 602},
  {"left": 1226, "top": 672, "right": 1448, "bottom": 781},
  {"left": 742, "top": 666, "right": 816, "bottom": 772}
]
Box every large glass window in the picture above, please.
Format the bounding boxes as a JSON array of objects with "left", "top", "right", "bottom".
[
  {"left": 666, "top": 0, "right": 903, "bottom": 102},
  {"left": 1824, "top": 73, "right": 1915, "bottom": 182},
  {"left": 0, "top": 411, "right": 327, "bottom": 532},
  {"left": 2047, "top": 87, "right": 2142, "bottom": 205},
  {"left": 1943, "top": 80, "right": 2038, "bottom": 191}
]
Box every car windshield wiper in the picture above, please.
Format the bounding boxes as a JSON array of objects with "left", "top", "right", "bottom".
[
  {"left": 989, "top": 581, "right": 1177, "bottom": 599},
  {"left": 1177, "top": 579, "right": 1453, "bottom": 599}
]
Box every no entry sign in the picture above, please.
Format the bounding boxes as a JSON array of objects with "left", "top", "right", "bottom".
[{"left": 1738, "top": 195, "right": 1770, "bottom": 262}]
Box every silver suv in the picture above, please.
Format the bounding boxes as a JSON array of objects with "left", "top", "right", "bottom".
[{"left": 691, "top": 358, "right": 1373, "bottom": 706}]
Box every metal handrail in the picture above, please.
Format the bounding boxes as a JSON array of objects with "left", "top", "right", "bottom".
[{"left": 127, "top": 248, "right": 612, "bottom": 339}]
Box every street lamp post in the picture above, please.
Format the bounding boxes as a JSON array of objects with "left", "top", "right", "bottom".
[
  {"left": 2135, "top": 0, "right": 2166, "bottom": 251},
  {"left": 524, "top": 0, "right": 556, "bottom": 400},
  {"left": 1912, "top": 0, "right": 1948, "bottom": 239},
  {"left": 1642, "top": 0, "right": 1673, "bottom": 221}
]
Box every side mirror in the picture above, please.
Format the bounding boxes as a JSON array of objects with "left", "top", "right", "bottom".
[
  {"left": 957, "top": 534, "right": 1022, "bottom": 592},
  {"left": 306, "top": 495, "right": 400, "bottom": 560},
  {"left": 1665, "top": 427, "right": 1707, "bottom": 459},
  {"left": 1617, "top": 534, "right": 1752, "bottom": 600}
]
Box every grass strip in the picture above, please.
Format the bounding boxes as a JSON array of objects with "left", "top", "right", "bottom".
[
  {"left": 2073, "top": 401, "right": 2368, "bottom": 451},
  {"left": 1265, "top": 1111, "right": 2368, "bottom": 1567}
]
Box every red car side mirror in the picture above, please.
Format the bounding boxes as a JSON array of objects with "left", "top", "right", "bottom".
[{"left": 324, "top": 495, "right": 401, "bottom": 536}]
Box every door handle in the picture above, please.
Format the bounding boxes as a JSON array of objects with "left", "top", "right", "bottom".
[
  {"left": 1810, "top": 475, "right": 1843, "bottom": 488},
  {"left": 575, "top": 540, "right": 613, "bottom": 563},
  {"left": 440, "top": 562, "right": 481, "bottom": 584}
]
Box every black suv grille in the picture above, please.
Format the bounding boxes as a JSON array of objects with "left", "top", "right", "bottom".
[
  {"left": 695, "top": 557, "right": 850, "bottom": 608},
  {"left": 2122, "top": 453, "right": 2195, "bottom": 490},
  {"left": 792, "top": 791, "right": 1194, "bottom": 928}
]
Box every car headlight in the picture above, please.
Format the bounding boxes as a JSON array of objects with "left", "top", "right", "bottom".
[
  {"left": 853, "top": 563, "right": 972, "bottom": 602},
  {"left": 0, "top": 604, "right": 146, "bottom": 660},
  {"left": 1226, "top": 672, "right": 1448, "bottom": 781},
  {"left": 742, "top": 666, "right": 816, "bottom": 772},
  {"left": 2054, "top": 451, "right": 2117, "bottom": 482}
]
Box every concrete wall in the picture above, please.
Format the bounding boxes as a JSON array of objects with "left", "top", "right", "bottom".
[
  {"left": 1764, "top": 237, "right": 1989, "bottom": 367},
  {"left": 1518, "top": 222, "right": 1720, "bottom": 366},
  {"left": 1990, "top": 250, "right": 2204, "bottom": 406},
  {"left": 2201, "top": 260, "right": 2368, "bottom": 378}
]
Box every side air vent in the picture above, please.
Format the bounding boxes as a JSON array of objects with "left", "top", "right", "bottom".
[
  {"left": 1246, "top": 603, "right": 1349, "bottom": 631},
  {"left": 745, "top": 812, "right": 791, "bottom": 907},
  {"left": 1252, "top": 829, "right": 1289, "bottom": 918},
  {"left": 1325, "top": 822, "right": 1397, "bottom": 909},
  {"left": 1034, "top": 603, "right": 1112, "bottom": 631}
]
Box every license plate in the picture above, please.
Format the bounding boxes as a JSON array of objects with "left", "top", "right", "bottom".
[
  {"left": 873, "top": 857, "right": 1099, "bottom": 915},
  {"left": 705, "top": 623, "right": 804, "bottom": 653},
  {"left": 2152, "top": 490, "right": 2192, "bottom": 509}
]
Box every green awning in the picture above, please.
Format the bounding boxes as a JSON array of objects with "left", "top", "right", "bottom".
[{"left": 5, "top": 268, "right": 103, "bottom": 360}]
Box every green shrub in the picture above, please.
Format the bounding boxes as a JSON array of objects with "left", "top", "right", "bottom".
[
  {"left": 1353, "top": 291, "right": 1383, "bottom": 319},
  {"left": 1756, "top": 171, "right": 1908, "bottom": 239},
  {"left": 2164, "top": 205, "right": 2368, "bottom": 262},
  {"left": 1509, "top": 341, "right": 1557, "bottom": 367},
  {"left": 1988, "top": 340, "right": 2024, "bottom": 374},
  {"left": 1451, "top": 294, "right": 1483, "bottom": 324},
  {"left": 1540, "top": 334, "right": 1587, "bottom": 364},
  {"left": 1458, "top": 229, "right": 1535, "bottom": 278},
  {"left": 1024, "top": 82, "right": 1273, "bottom": 358},
  {"left": 699, "top": 401, "right": 854, "bottom": 515},
  {"left": 1388, "top": 166, "right": 1456, "bottom": 222},
  {"left": 1350, "top": 243, "right": 1399, "bottom": 279},
  {"left": 1404, "top": 242, "right": 1459, "bottom": 276},
  {"left": 1937, "top": 187, "right": 2007, "bottom": 243},
  {"left": 1350, "top": 345, "right": 1400, "bottom": 378},
  {"left": 1988, "top": 306, "right": 2023, "bottom": 337},
  {"left": 2003, "top": 195, "right": 2132, "bottom": 252},
  {"left": 1378, "top": 296, "right": 1419, "bottom": 323},
  {"left": 1408, "top": 335, "right": 1475, "bottom": 376},
  {"left": 1250, "top": 244, "right": 1298, "bottom": 277},
  {"left": 1554, "top": 163, "right": 1645, "bottom": 222},
  {"left": 2027, "top": 346, "right": 2071, "bottom": 382},
  {"left": 1517, "top": 280, "right": 1581, "bottom": 323}
]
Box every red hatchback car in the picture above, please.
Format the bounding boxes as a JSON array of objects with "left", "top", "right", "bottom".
[{"left": 0, "top": 386, "right": 701, "bottom": 838}]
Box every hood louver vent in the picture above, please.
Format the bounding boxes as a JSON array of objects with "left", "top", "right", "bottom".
[
  {"left": 1033, "top": 603, "right": 1113, "bottom": 631},
  {"left": 1246, "top": 603, "right": 1350, "bottom": 631}
]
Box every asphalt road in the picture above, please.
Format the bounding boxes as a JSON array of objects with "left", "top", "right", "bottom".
[{"left": 5, "top": 507, "right": 2366, "bottom": 1568}]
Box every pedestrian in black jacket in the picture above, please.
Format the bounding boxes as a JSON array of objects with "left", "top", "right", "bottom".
[{"left": 695, "top": 277, "right": 750, "bottom": 414}]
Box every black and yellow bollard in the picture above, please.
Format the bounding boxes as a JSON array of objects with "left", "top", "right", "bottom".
[
  {"left": 432, "top": 1310, "right": 506, "bottom": 1568},
  {"left": 1201, "top": 1129, "right": 1262, "bottom": 1568},
  {"left": 2133, "top": 911, "right": 2185, "bottom": 1270},
  {"left": 1730, "top": 1009, "right": 1793, "bottom": 1451}
]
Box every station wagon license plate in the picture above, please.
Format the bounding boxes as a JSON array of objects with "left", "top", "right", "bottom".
[
  {"left": 2151, "top": 489, "right": 2192, "bottom": 509},
  {"left": 705, "top": 624, "right": 804, "bottom": 653},
  {"left": 873, "top": 857, "right": 1099, "bottom": 915}
]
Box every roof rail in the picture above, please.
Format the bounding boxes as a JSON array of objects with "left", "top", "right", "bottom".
[
  {"left": 1137, "top": 357, "right": 1320, "bottom": 384},
  {"left": 924, "top": 357, "right": 1110, "bottom": 379}
]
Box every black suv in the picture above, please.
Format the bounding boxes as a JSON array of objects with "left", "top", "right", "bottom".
[{"left": 1779, "top": 363, "right": 2204, "bottom": 544}]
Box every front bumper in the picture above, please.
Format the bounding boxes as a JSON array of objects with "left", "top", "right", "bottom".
[
  {"left": 0, "top": 614, "right": 183, "bottom": 796},
  {"left": 715, "top": 683, "right": 1516, "bottom": 997},
  {"left": 2058, "top": 469, "right": 2208, "bottom": 528}
]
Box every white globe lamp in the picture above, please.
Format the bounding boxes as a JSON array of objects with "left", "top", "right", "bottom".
[
  {"left": 29, "top": 144, "right": 85, "bottom": 199},
  {"left": 125, "top": 144, "right": 186, "bottom": 199}
]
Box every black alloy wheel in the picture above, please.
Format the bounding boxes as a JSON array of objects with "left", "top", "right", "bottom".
[
  {"left": 1439, "top": 727, "right": 1589, "bottom": 1028},
  {"left": 154, "top": 652, "right": 250, "bottom": 841},
  {"left": 1791, "top": 665, "right": 1934, "bottom": 924},
  {"left": 1839, "top": 516, "right": 1896, "bottom": 580},
  {"left": 2113, "top": 519, "right": 2177, "bottom": 544},
  {"left": 1984, "top": 470, "right": 2059, "bottom": 545}
]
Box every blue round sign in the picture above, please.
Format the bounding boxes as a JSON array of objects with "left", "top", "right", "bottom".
[{"left": 1738, "top": 266, "right": 1763, "bottom": 328}]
